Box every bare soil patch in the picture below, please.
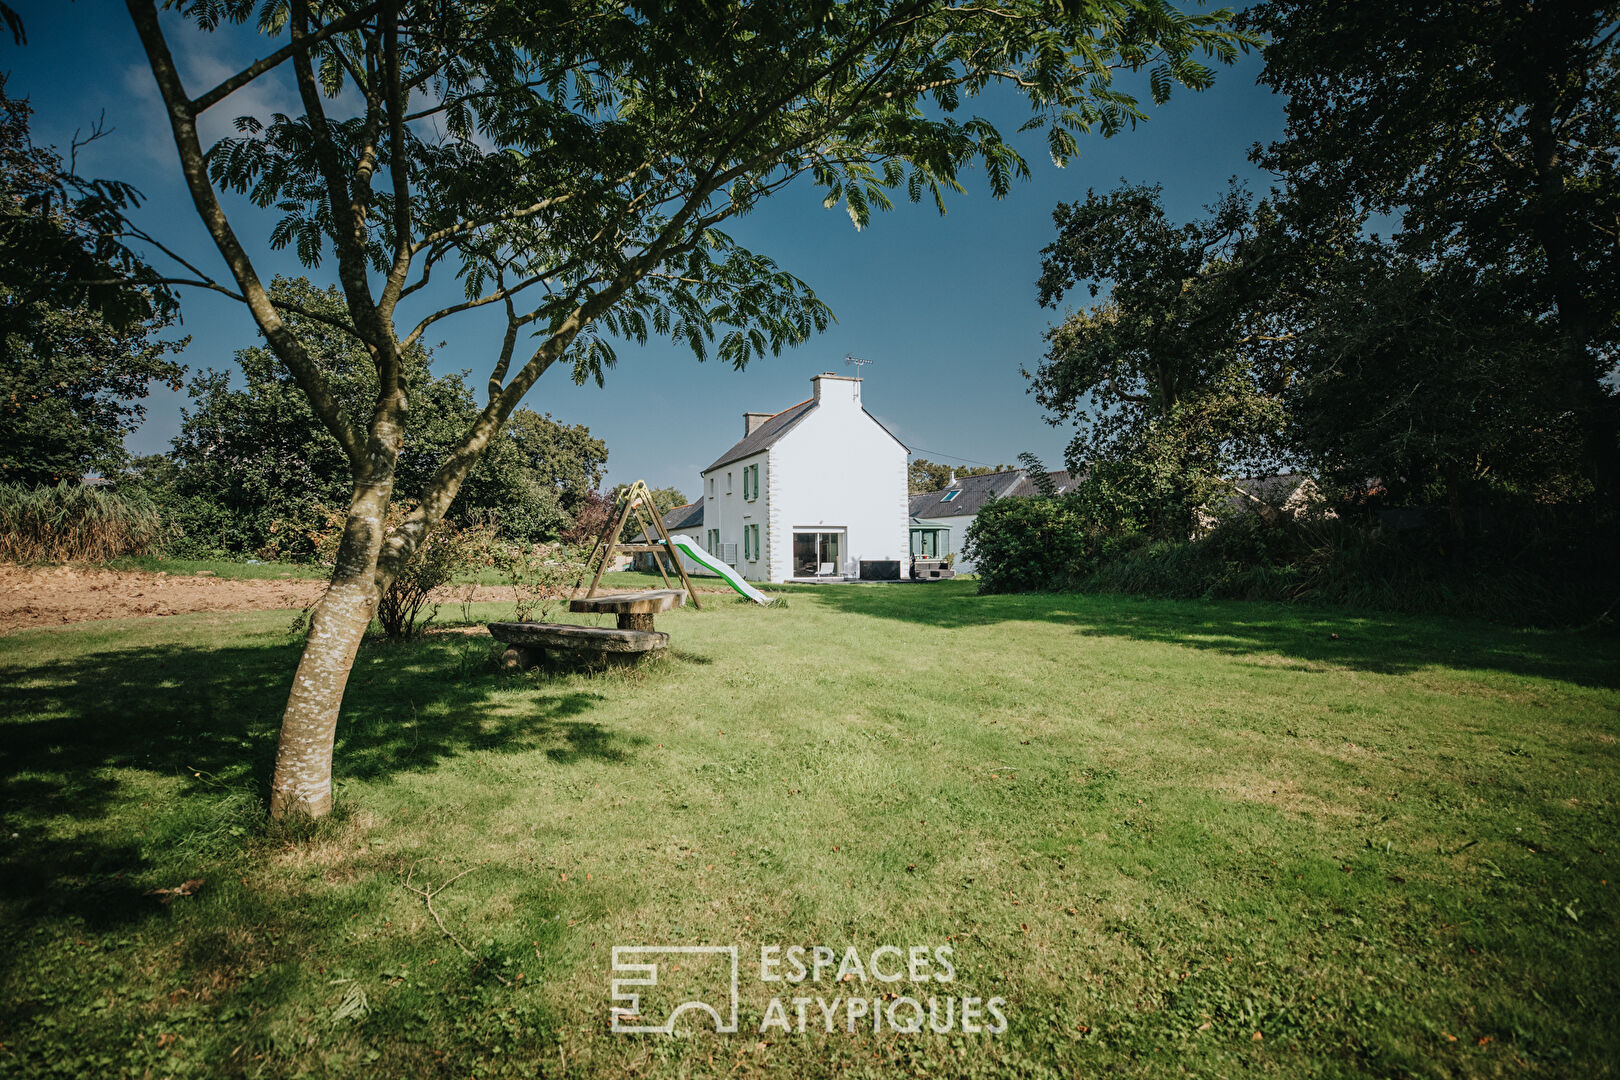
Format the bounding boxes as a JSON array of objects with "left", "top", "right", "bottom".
[{"left": 0, "top": 564, "right": 734, "bottom": 634}]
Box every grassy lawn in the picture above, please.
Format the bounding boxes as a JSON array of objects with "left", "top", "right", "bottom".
[
  {"left": 1, "top": 583, "right": 1616, "bottom": 1078},
  {"left": 100, "top": 555, "right": 733, "bottom": 592},
  {"left": 103, "top": 555, "right": 330, "bottom": 580}
]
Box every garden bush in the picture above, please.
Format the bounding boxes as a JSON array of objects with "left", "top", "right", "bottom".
[{"left": 962, "top": 494, "right": 1094, "bottom": 593}]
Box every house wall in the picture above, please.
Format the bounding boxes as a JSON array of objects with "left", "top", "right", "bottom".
[
  {"left": 701, "top": 452, "right": 770, "bottom": 580},
  {"left": 762, "top": 374, "right": 908, "bottom": 581}
]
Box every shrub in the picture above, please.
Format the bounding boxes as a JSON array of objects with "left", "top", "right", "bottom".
[
  {"left": 963, "top": 495, "right": 1094, "bottom": 593},
  {"left": 0, "top": 481, "right": 168, "bottom": 562},
  {"left": 308, "top": 507, "right": 499, "bottom": 640},
  {"left": 495, "top": 542, "right": 588, "bottom": 622},
  {"left": 375, "top": 519, "right": 499, "bottom": 640}
]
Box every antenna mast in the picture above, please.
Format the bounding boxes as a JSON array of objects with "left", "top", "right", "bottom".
[{"left": 844, "top": 354, "right": 873, "bottom": 373}]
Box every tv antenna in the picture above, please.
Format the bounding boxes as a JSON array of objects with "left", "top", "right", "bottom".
[{"left": 845, "top": 354, "right": 873, "bottom": 372}]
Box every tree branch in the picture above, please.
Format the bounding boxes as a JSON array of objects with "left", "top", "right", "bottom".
[
  {"left": 189, "top": 2, "right": 384, "bottom": 114},
  {"left": 124, "top": 0, "right": 365, "bottom": 465}
]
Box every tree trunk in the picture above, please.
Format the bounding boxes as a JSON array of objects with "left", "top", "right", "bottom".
[
  {"left": 268, "top": 474, "right": 393, "bottom": 818},
  {"left": 1526, "top": 104, "right": 1619, "bottom": 506}
]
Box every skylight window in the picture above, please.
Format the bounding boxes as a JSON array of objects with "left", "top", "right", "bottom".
[{"left": 940, "top": 490, "right": 960, "bottom": 502}]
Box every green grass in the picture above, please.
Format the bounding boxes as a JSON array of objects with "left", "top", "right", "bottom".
[
  {"left": 98, "top": 556, "right": 726, "bottom": 591},
  {"left": 1, "top": 583, "right": 1616, "bottom": 1078},
  {"left": 103, "top": 554, "right": 329, "bottom": 580}
]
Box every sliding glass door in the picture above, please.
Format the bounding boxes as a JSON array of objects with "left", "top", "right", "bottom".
[{"left": 792, "top": 531, "right": 843, "bottom": 577}]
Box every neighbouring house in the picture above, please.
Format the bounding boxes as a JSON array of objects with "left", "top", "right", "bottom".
[
  {"left": 687, "top": 371, "right": 909, "bottom": 582},
  {"left": 909, "top": 468, "right": 1078, "bottom": 574},
  {"left": 1197, "top": 473, "right": 1331, "bottom": 532},
  {"left": 631, "top": 500, "right": 709, "bottom": 576}
]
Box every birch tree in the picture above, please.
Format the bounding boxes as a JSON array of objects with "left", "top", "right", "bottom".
[{"left": 123, "top": 0, "right": 1250, "bottom": 817}]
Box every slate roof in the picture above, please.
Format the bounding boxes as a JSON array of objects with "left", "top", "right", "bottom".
[
  {"left": 663, "top": 500, "right": 704, "bottom": 531},
  {"left": 635, "top": 501, "right": 703, "bottom": 542},
  {"left": 703, "top": 398, "right": 817, "bottom": 473},
  {"left": 908, "top": 469, "right": 1080, "bottom": 519}
]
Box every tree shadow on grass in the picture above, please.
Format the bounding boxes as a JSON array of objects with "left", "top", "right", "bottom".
[
  {"left": 815, "top": 582, "right": 1620, "bottom": 689},
  {"left": 0, "top": 628, "right": 648, "bottom": 932}
]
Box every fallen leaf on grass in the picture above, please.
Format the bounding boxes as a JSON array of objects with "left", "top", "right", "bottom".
[{"left": 146, "top": 878, "right": 204, "bottom": 903}]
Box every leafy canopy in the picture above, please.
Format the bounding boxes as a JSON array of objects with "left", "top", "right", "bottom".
[
  {"left": 1028, "top": 181, "right": 1287, "bottom": 537},
  {"left": 0, "top": 77, "right": 184, "bottom": 485}
]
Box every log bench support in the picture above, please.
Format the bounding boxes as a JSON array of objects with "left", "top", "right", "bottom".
[{"left": 488, "top": 620, "right": 670, "bottom": 671}]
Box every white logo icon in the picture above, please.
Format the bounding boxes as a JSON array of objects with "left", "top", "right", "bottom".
[{"left": 610, "top": 945, "right": 739, "bottom": 1034}]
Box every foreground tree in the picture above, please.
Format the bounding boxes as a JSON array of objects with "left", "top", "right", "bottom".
[
  {"left": 124, "top": 0, "right": 1248, "bottom": 817},
  {"left": 1247, "top": 0, "right": 1620, "bottom": 502}
]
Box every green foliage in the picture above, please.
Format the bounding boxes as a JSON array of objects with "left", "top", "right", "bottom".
[
  {"left": 1081, "top": 513, "right": 1616, "bottom": 627},
  {"left": 1029, "top": 181, "right": 1288, "bottom": 539},
  {"left": 0, "top": 79, "right": 186, "bottom": 486},
  {"left": 0, "top": 74, "right": 175, "bottom": 331},
  {"left": 493, "top": 542, "right": 588, "bottom": 623},
  {"left": 1283, "top": 254, "right": 1587, "bottom": 511},
  {"left": 373, "top": 518, "right": 499, "bottom": 641},
  {"left": 0, "top": 480, "right": 167, "bottom": 562},
  {"left": 1247, "top": 0, "right": 1620, "bottom": 498},
  {"left": 963, "top": 493, "right": 1093, "bottom": 593},
  {"left": 154, "top": 277, "right": 602, "bottom": 559}
]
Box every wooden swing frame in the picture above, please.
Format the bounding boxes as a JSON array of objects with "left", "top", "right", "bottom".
[{"left": 571, "top": 480, "right": 702, "bottom": 610}]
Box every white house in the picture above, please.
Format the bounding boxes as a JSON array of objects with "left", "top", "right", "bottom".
[
  {"left": 696, "top": 372, "right": 909, "bottom": 582},
  {"left": 909, "top": 468, "right": 1078, "bottom": 573}
]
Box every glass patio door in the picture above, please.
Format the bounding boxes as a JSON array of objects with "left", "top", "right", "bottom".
[{"left": 792, "top": 531, "right": 843, "bottom": 577}]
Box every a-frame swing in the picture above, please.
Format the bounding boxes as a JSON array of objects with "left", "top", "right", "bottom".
[{"left": 572, "top": 480, "right": 702, "bottom": 610}]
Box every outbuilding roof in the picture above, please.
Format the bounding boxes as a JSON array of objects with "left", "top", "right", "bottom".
[
  {"left": 635, "top": 500, "right": 704, "bottom": 542},
  {"left": 908, "top": 469, "right": 1079, "bottom": 518}
]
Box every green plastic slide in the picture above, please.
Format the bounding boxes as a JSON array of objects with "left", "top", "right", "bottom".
[{"left": 669, "top": 536, "right": 771, "bottom": 604}]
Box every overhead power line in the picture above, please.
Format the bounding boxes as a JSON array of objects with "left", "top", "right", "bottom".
[{"left": 913, "top": 446, "right": 997, "bottom": 466}]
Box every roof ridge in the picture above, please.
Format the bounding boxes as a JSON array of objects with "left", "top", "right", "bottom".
[{"left": 768, "top": 396, "right": 812, "bottom": 418}]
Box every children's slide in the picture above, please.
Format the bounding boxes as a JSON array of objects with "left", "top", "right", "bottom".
[{"left": 668, "top": 536, "right": 771, "bottom": 604}]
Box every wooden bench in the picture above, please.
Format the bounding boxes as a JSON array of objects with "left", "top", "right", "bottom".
[
  {"left": 568, "top": 588, "right": 686, "bottom": 631},
  {"left": 488, "top": 621, "right": 670, "bottom": 670}
]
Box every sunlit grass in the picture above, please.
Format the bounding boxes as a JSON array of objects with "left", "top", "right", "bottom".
[{"left": 1, "top": 583, "right": 1615, "bottom": 1078}]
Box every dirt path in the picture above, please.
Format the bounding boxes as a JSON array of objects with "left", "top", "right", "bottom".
[{"left": 0, "top": 565, "right": 732, "bottom": 635}]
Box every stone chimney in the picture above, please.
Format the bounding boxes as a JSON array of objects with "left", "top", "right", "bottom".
[
  {"left": 810, "top": 371, "right": 861, "bottom": 407},
  {"left": 743, "top": 412, "right": 774, "bottom": 436}
]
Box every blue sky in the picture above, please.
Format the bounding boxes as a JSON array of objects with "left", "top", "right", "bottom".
[{"left": 6, "top": 2, "right": 1285, "bottom": 496}]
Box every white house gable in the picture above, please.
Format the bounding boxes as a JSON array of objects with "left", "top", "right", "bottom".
[{"left": 699, "top": 372, "right": 908, "bottom": 583}]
